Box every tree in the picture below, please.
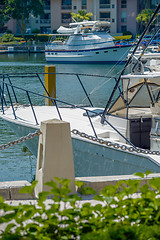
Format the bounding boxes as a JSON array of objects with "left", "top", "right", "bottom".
[
  {"left": 71, "top": 10, "right": 93, "bottom": 22},
  {"left": 136, "top": 9, "right": 154, "bottom": 34},
  {"left": 2, "top": 0, "right": 44, "bottom": 37},
  {"left": 0, "top": 1, "right": 9, "bottom": 29}
]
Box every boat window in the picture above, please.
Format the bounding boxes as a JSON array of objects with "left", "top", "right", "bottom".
[
  {"left": 104, "top": 51, "right": 108, "bottom": 53},
  {"left": 113, "top": 50, "right": 117, "bottom": 52},
  {"left": 96, "top": 52, "right": 99, "bottom": 54}
]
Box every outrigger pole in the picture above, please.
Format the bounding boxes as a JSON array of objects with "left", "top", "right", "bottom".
[{"left": 102, "top": 3, "right": 160, "bottom": 121}]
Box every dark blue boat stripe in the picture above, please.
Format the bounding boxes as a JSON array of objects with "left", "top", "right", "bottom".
[{"left": 45, "top": 44, "right": 132, "bottom": 53}]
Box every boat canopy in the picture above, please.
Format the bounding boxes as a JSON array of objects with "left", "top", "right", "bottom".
[
  {"left": 69, "top": 20, "right": 110, "bottom": 28},
  {"left": 57, "top": 20, "right": 111, "bottom": 34},
  {"left": 57, "top": 26, "right": 76, "bottom": 34}
]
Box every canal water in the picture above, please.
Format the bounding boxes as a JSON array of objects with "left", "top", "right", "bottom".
[{"left": 0, "top": 53, "right": 123, "bottom": 182}]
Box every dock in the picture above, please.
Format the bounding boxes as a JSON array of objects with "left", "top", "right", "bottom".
[
  {"left": 1, "top": 173, "right": 160, "bottom": 200},
  {"left": 0, "top": 44, "right": 45, "bottom": 53}
]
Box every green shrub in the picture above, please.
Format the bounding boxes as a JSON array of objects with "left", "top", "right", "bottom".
[
  {"left": 1, "top": 172, "right": 160, "bottom": 239},
  {"left": 32, "top": 28, "right": 40, "bottom": 34},
  {"left": 15, "top": 37, "right": 25, "bottom": 42},
  {"left": 34, "top": 34, "right": 50, "bottom": 42},
  {"left": 6, "top": 29, "right": 12, "bottom": 34},
  {"left": 23, "top": 34, "right": 49, "bottom": 42},
  {"left": 1, "top": 34, "right": 15, "bottom": 42}
]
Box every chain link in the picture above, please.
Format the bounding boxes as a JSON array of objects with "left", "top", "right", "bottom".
[
  {"left": 71, "top": 129, "right": 160, "bottom": 156},
  {"left": 0, "top": 130, "right": 41, "bottom": 150},
  {"left": 1, "top": 128, "right": 160, "bottom": 156}
]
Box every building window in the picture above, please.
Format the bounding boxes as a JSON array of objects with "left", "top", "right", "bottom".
[
  {"left": 100, "top": 0, "right": 111, "bottom": 9},
  {"left": 121, "top": 25, "right": 127, "bottom": 32},
  {"left": 40, "top": 27, "right": 51, "bottom": 34},
  {"left": 61, "top": 0, "right": 72, "bottom": 10},
  {"left": 61, "top": 13, "right": 72, "bottom": 23},
  {"left": 112, "top": 4, "right": 115, "bottom": 8},
  {"left": 40, "top": 13, "right": 51, "bottom": 24},
  {"left": 121, "top": 0, "right": 127, "bottom": 8},
  {"left": 112, "top": 18, "right": 115, "bottom": 22},
  {"left": 121, "top": 11, "right": 127, "bottom": 23},
  {"left": 44, "top": 0, "right": 50, "bottom": 10},
  {"left": 82, "top": 0, "right": 87, "bottom": 9},
  {"left": 100, "top": 12, "right": 110, "bottom": 21}
]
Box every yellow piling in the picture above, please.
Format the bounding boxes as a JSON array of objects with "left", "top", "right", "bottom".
[{"left": 45, "top": 65, "right": 56, "bottom": 106}]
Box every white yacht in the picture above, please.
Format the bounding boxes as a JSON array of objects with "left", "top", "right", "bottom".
[{"left": 45, "top": 21, "right": 132, "bottom": 63}]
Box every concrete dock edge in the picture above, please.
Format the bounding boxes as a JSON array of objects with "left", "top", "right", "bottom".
[{"left": 1, "top": 173, "right": 160, "bottom": 200}]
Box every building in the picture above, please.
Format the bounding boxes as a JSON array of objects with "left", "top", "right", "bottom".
[
  {"left": 51, "top": 0, "right": 117, "bottom": 34},
  {"left": 1, "top": 0, "right": 159, "bottom": 37},
  {"left": 117, "top": 0, "right": 137, "bottom": 35}
]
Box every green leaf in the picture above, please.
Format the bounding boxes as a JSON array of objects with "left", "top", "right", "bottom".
[
  {"left": 134, "top": 172, "right": 145, "bottom": 178},
  {"left": 145, "top": 170, "right": 152, "bottom": 176},
  {"left": 149, "top": 178, "right": 160, "bottom": 190},
  {"left": 80, "top": 186, "right": 97, "bottom": 195},
  {"left": 45, "top": 180, "right": 57, "bottom": 189},
  {"left": 19, "top": 180, "right": 37, "bottom": 194},
  {"left": 93, "top": 195, "right": 104, "bottom": 202},
  {"left": 75, "top": 181, "right": 84, "bottom": 188},
  {"left": 5, "top": 223, "right": 16, "bottom": 232}
]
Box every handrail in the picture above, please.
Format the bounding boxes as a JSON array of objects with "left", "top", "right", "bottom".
[
  {"left": 36, "top": 73, "right": 62, "bottom": 120},
  {"left": 26, "top": 91, "right": 39, "bottom": 125},
  {"left": 0, "top": 75, "right": 135, "bottom": 148},
  {"left": 0, "top": 71, "right": 117, "bottom": 79}
]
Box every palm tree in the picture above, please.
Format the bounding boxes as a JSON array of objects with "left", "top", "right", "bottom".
[
  {"left": 71, "top": 10, "right": 93, "bottom": 22},
  {"left": 136, "top": 9, "right": 154, "bottom": 34}
]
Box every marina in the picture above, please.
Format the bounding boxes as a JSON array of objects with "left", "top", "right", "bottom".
[
  {"left": 1, "top": 47, "right": 160, "bottom": 181},
  {"left": 1, "top": 4, "right": 160, "bottom": 184}
]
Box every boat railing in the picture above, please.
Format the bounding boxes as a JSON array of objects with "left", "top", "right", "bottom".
[{"left": 0, "top": 72, "right": 135, "bottom": 148}]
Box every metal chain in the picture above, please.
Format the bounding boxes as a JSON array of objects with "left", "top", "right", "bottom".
[
  {"left": 1, "top": 128, "right": 160, "bottom": 156},
  {"left": 0, "top": 130, "right": 41, "bottom": 150},
  {"left": 71, "top": 129, "right": 160, "bottom": 156}
]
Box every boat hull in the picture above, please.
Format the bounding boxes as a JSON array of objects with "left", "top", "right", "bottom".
[
  {"left": 45, "top": 45, "right": 131, "bottom": 63},
  {"left": 4, "top": 118, "right": 160, "bottom": 178}
]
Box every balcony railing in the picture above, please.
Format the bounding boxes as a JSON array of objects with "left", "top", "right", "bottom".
[
  {"left": 82, "top": 4, "right": 87, "bottom": 9},
  {"left": 121, "top": 4, "right": 127, "bottom": 8},
  {"left": 61, "top": 5, "right": 72, "bottom": 10},
  {"left": 40, "top": 19, "right": 51, "bottom": 24},
  {"left": 99, "top": 4, "right": 110, "bottom": 8},
  {"left": 61, "top": 18, "right": 72, "bottom": 23},
  {"left": 121, "top": 18, "right": 127, "bottom": 23},
  {"left": 99, "top": 18, "right": 110, "bottom": 22}
]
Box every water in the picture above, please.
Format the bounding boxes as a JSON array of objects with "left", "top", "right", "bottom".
[{"left": 0, "top": 53, "right": 123, "bottom": 182}]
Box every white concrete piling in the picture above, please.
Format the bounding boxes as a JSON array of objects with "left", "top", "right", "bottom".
[{"left": 35, "top": 119, "right": 76, "bottom": 197}]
